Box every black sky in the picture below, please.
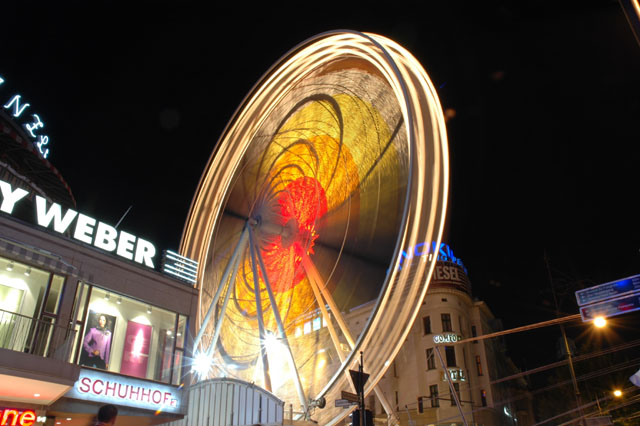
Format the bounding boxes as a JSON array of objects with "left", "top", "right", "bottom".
[{"left": 2, "top": 1, "right": 640, "bottom": 368}]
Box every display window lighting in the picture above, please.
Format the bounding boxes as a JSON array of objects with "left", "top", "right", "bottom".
[
  {"left": 6, "top": 261, "right": 14, "bottom": 271},
  {"left": 24, "top": 267, "right": 31, "bottom": 276}
]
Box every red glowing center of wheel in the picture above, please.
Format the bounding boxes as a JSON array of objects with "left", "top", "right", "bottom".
[{"left": 261, "top": 177, "right": 327, "bottom": 293}]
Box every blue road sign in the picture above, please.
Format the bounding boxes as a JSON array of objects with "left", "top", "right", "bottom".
[
  {"left": 580, "top": 292, "right": 640, "bottom": 321},
  {"left": 575, "top": 274, "right": 640, "bottom": 306}
]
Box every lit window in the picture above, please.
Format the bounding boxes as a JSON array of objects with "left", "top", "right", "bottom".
[
  {"left": 304, "top": 321, "right": 311, "bottom": 334},
  {"left": 481, "top": 389, "right": 487, "bottom": 407},
  {"left": 294, "top": 326, "right": 302, "bottom": 338},
  {"left": 312, "top": 317, "right": 321, "bottom": 331},
  {"left": 476, "top": 355, "right": 483, "bottom": 376}
]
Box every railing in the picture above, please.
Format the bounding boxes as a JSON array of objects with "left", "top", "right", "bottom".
[{"left": 0, "top": 308, "right": 77, "bottom": 362}]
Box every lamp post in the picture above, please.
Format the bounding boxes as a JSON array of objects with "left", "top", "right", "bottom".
[{"left": 545, "top": 254, "right": 584, "bottom": 425}]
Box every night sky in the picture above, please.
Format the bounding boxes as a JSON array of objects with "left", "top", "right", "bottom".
[{"left": 3, "top": 2, "right": 640, "bottom": 371}]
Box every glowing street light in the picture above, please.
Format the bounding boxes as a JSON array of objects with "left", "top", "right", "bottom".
[
  {"left": 593, "top": 316, "right": 607, "bottom": 328},
  {"left": 192, "top": 352, "right": 213, "bottom": 379},
  {"left": 613, "top": 389, "right": 623, "bottom": 398}
]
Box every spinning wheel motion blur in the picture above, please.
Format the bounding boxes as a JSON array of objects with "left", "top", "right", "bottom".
[{"left": 181, "top": 30, "right": 449, "bottom": 425}]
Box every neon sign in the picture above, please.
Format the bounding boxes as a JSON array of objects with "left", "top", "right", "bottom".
[
  {"left": 0, "top": 75, "right": 51, "bottom": 159},
  {"left": 433, "top": 333, "right": 463, "bottom": 344},
  {"left": 0, "top": 178, "right": 156, "bottom": 268},
  {"left": 0, "top": 408, "right": 36, "bottom": 426},
  {"left": 66, "top": 369, "right": 182, "bottom": 413},
  {"left": 397, "top": 242, "right": 467, "bottom": 272}
]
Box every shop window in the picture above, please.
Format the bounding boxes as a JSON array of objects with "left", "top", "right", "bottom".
[
  {"left": 429, "top": 384, "right": 439, "bottom": 407},
  {"left": 476, "top": 355, "right": 483, "bottom": 376},
  {"left": 445, "top": 346, "right": 456, "bottom": 367},
  {"left": 441, "top": 313, "right": 452, "bottom": 332},
  {"left": 0, "top": 256, "right": 65, "bottom": 355},
  {"left": 422, "top": 316, "right": 431, "bottom": 335},
  {"left": 451, "top": 383, "right": 460, "bottom": 406},
  {"left": 481, "top": 389, "right": 487, "bottom": 407},
  {"left": 426, "top": 348, "right": 435, "bottom": 370},
  {"left": 75, "top": 285, "right": 183, "bottom": 384}
]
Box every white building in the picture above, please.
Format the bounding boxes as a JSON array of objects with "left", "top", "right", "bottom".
[{"left": 345, "top": 244, "right": 534, "bottom": 426}]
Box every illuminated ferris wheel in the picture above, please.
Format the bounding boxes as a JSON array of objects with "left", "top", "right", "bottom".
[{"left": 180, "top": 31, "right": 449, "bottom": 425}]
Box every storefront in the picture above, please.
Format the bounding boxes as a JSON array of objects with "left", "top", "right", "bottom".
[{"left": 0, "top": 183, "right": 199, "bottom": 425}]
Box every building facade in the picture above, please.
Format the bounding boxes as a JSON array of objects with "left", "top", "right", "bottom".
[{"left": 345, "top": 244, "right": 534, "bottom": 426}]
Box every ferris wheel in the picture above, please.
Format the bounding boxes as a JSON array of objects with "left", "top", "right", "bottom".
[{"left": 180, "top": 30, "right": 449, "bottom": 425}]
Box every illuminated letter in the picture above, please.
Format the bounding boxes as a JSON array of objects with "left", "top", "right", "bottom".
[
  {"left": 117, "top": 231, "right": 136, "bottom": 260},
  {"left": 3, "top": 95, "right": 29, "bottom": 117},
  {"left": 1, "top": 409, "right": 19, "bottom": 426},
  {"left": 0, "top": 180, "right": 29, "bottom": 214},
  {"left": 117, "top": 384, "right": 128, "bottom": 398},
  {"left": 35, "top": 196, "right": 78, "bottom": 233},
  {"left": 25, "top": 114, "right": 43, "bottom": 138},
  {"left": 19, "top": 411, "right": 36, "bottom": 426},
  {"left": 94, "top": 222, "right": 118, "bottom": 252},
  {"left": 79, "top": 377, "right": 92, "bottom": 393},
  {"left": 105, "top": 380, "right": 117, "bottom": 397},
  {"left": 74, "top": 214, "right": 96, "bottom": 244},
  {"left": 129, "top": 386, "right": 140, "bottom": 400},
  {"left": 134, "top": 238, "right": 156, "bottom": 268},
  {"left": 36, "top": 135, "right": 49, "bottom": 158},
  {"left": 163, "top": 392, "right": 171, "bottom": 404},
  {"left": 92, "top": 379, "right": 104, "bottom": 395},
  {"left": 141, "top": 387, "right": 151, "bottom": 402},
  {"left": 152, "top": 390, "right": 161, "bottom": 404},
  {"left": 414, "top": 242, "right": 427, "bottom": 256}
]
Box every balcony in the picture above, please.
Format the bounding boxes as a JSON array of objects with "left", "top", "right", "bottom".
[{"left": 0, "top": 309, "right": 81, "bottom": 405}]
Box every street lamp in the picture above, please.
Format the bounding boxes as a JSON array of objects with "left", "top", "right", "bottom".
[
  {"left": 593, "top": 316, "right": 607, "bottom": 328},
  {"left": 613, "top": 389, "right": 622, "bottom": 398}
]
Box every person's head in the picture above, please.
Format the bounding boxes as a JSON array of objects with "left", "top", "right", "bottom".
[
  {"left": 97, "top": 404, "right": 117, "bottom": 424},
  {"left": 98, "top": 315, "right": 107, "bottom": 329}
]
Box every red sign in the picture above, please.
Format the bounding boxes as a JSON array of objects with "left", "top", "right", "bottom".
[{"left": 0, "top": 409, "right": 36, "bottom": 426}]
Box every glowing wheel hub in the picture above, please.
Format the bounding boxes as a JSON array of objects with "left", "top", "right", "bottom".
[{"left": 260, "top": 176, "right": 327, "bottom": 293}]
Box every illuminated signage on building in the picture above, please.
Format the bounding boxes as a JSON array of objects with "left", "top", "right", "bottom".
[
  {"left": 66, "top": 369, "right": 182, "bottom": 413},
  {"left": 0, "top": 178, "right": 156, "bottom": 268},
  {"left": 433, "top": 333, "right": 463, "bottom": 344},
  {"left": 397, "top": 242, "right": 467, "bottom": 273},
  {"left": 0, "top": 408, "right": 37, "bottom": 426},
  {"left": 0, "top": 75, "right": 51, "bottom": 159},
  {"left": 441, "top": 368, "right": 466, "bottom": 382}
]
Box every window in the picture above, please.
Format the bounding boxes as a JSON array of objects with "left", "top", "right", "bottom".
[
  {"left": 74, "top": 284, "right": 184, "bottom": 384},
  {"left": 445, "top": 346, "right": 456, "bottom": 367},
  {"left": 451, "top": 383, "right": 461, "bottom": 406},
  {"left": 0, "top": 256, "right": 66, "bottom": 357},
  {"left": 422, "top": 316, "right": 431, "bottom": 334},
  {"left": 471, "top": 325, "right": 478, "bottom": 344},
  {"left": 426, "top": 348, "right": 435, "bottom": 370},
  {"left": 481, "top": 389, "right": 487, "bottom": 407},
  {"left": 476, "top": 355, "right": 483, "bottom": 376},
  {"left": 458, "top": 316, "right": 463, "bottom": 335},
  {"left": 441, "top": 313, "right": 452, "bottom": 332},
  {"left": 429, "top": 384, "right": 439, "bottom": 407}
]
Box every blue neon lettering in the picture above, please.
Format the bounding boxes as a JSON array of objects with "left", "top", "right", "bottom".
[
  {"left": 37, "top": 136, "right": 49, "bottom": 158},
  {"left": 414, "top": 242, "right": 427, "bottom": 256},
  {"left": 25, "top": 113, "right": 44, "bottom": 137},
  {"left": 4, "top": 95, "right": 30, "bottom": 117}
]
